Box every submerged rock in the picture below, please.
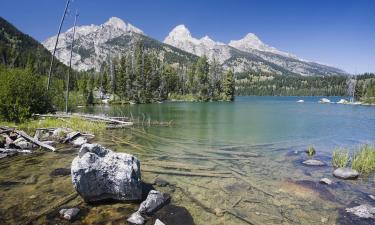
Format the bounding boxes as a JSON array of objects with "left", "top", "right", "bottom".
[
  {"left": 333, "top": 168, "right": 359, "bottom": 179},
  {"left": 127, "top": 190, "right": 170, "bottom": 225},
  {"left": 139, "top": 190, "right": 170, "bottom": 216},
  {"left": 319, "top": 178, "right": 333, "bottom": 185},
  {"left": 24, "top": 175, "right": 38, "bottom": 184},
  {"left": 346, "top": 204, "right": 375, "bottom": 219},
  {"left": 50, "top": 168, "right": 71, "bottom": 177},
  {"left": 59, "top": 207, "right": 80, "bottom": 220},
  {"left": 71, "top": 143, "right": 142, "bottom": 202},
  {"left": 127, "top": 211, "right": 145, "bottom": 225},
  {"left": 153, "top": 177, "right": 169, "bottom": 187},
  {"left": 302, "top": 159, "right": 325, "bottom": 166},
  {"left": 154, "top": 219, "right": 166, "bottom": 225}
]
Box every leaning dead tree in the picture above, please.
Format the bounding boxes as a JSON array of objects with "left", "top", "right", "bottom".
[
  {"left": 65, "top": 10, "right": 79, "bottom": 113},
  {"left": 47, "top": 0, "right": 71, "bottom": 91}
]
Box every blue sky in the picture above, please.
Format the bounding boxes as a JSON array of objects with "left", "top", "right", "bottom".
[{"left": 1, "top": 0, "right": 374, "bottom": 73}]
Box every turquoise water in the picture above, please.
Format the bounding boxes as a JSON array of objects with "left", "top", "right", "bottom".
[
  {"left": 1, "top": 96, "right": 375, "bottom": 224},
  {"left": 83, "top": 96, "right": 375, "bottom": 151}
]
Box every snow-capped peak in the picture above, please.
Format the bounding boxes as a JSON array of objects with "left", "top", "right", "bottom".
[
  {"left": 104, "top": 17, "right": 127, "bottom": 31},
  {"left": 164, "top": 24, "right": 192, "bottom": 42},
  {"left": 102, "top": 17, "right": 144, "bottom": 34},
  {"left": 229, "top": 33, "right": 296, "bottom": 58},
  {"left": 229, "top": 33, "right": 270, "bottom": 52}
]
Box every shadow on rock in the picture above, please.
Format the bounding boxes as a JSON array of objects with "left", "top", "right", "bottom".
[{"left": 145, "top": 204, "right": 195, "bottom": 225}]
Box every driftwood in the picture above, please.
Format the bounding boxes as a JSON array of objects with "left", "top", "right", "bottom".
[
  {"left": 206, "top": 149, "right": 260, "bottom": 157},
  {"left": 63, "top": 131, "right": 80, "bottom": 143},
  {"left": 142, "top": 168, "right": 233, "bottom": 178},
  {"left": 24, "top": 192, "right": 79, "bottom": 225},
  {"left": 177, "top": 184, "right": 257, "bottom": 225},
  {"left": 226, "top": 210, "right": 258, "bottom": 225},
  {"left": 142, "top": 161, "right": 215, "bottom": 171},
  {"left": 177, "top": 186, "right": 217, "bottom": 215},
  {"left": 231, "top": 172, "right": 274, "bottom": 197},
  {"left": 212, "top": 159, "right": 248, "bottom": 176},
  {"left": 0, "top": 148, "right": 32, "bottom": 154},
  {"left": 232, "top": 196, "right": 242, "bottom": 208},
  {"left": 14, "top": 130, "right": 56, "bottom": 151},
  {"left": 151, "top": 155, "right": 254, "bottom": 161},
  {"left": 211, "top": 159, "right": 273, "bottom": 197},
  {"left": 0, "top": 129, "right": 14, "bottom": 134}
]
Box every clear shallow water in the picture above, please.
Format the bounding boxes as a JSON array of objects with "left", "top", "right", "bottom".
[{"left": 1, "top": 96, "right": 375, "bottom": 225}]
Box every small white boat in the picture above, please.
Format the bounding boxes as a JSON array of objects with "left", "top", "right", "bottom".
[{"left": 297, "top": 100, "right": 304, "bottom": 103}]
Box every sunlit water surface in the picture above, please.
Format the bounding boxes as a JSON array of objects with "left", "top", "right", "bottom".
[{"left": 1, "top": 96, "right": 375, "bottom": 225}]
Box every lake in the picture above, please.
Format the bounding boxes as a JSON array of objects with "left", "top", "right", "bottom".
[{"left": 1, "top": 96, "right": 375, "bottom": 224}]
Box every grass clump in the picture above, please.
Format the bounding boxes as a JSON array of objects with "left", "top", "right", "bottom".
[
  {"left": 2, "top": 117, "right": 106, "bottom": 135},
  {"left": 306, "top": 146, "right": 316, "bottom": 156},
  {"left": 352, "top": 145, "right": 375, "bottom": 174},
  {"left": 332, "top": 148, "right": 350, "bottom": 168}
]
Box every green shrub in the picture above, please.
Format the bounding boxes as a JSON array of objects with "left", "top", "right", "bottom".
[
  {"left": 332, "top": 148, "right": 350, "bottom": 168},
  {"left": 0, "top": 66, "right": 52, "bottom": 122},
  {"left": 352, "top": 145, "right": 375, "bottom": 174}
]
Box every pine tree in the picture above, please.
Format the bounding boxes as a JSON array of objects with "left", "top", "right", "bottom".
[
  {"left": 195, "top": 55, "right": 210, "bottom": 101},
  {"left": 117, "top": 56, "right": 128, "bottom": 100},
  {"left": 223, "top": 70, "right": 235, "bottom": 101}
]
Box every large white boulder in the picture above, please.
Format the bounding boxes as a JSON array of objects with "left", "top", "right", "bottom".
[{"left": 71, "top": 143, "right": 142, "bottom": 202}]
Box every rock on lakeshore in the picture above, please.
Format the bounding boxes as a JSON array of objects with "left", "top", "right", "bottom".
[
  {"left": 346, "top": 204, "right": 375, "bottom": 219},
  {"left": 302, "top": 159, "right": 325, "bottom": 166},
  {"left": 333, "top": 168, "right": 359, "bottom": 179},
  {"left": 71, "top": 143, "right": 142, "bottom": 202}
]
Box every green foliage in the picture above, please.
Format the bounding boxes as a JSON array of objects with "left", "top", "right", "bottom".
[
  {"left": 355, "top": 73, "right": 375, "bottom": 102},
  {"left": 332, "top": 148, "right": 350, "bottom": 168},
  {"left": 236, "top": 73, "right": 347, "bottom": 96},
  {"left": 0, "top": 66, "right": 52, "bottom": 122},
  {"left": 223, "top": 70, "right": 235, "bottom": 101},
  {"left": 352, "top": 145, "right": 375, "bottom": 174},
  {"left": 306, "top": 146, "right": 316, "bottom": 157}
]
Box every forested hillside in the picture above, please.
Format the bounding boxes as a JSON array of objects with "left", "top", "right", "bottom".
[
  {"left": 0, "top": 17, "right": 68, "bottom": 78},
  {"left": 235, "top": 72, "right": 347, "bottom": 96}
]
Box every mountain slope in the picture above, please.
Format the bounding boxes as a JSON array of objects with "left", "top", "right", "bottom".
[
  {"left": 43, "top": 17, "right": 198, "bottom": 72},
  {"left": 164, "top": 25, "right": 347, "bottom": 76},
  {"left": 0, "top": 16, "right": 67, "bottom": 76}
]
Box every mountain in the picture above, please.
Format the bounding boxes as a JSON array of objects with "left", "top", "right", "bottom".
[
  {"left": 0, "top": 16, "right": 67, "bottom": 76},
  {"left": 43, "top": 17, "right": 347, "bottom": 76},
  {"left": 164, "top": 25, "right": 347, "bottom": 76},
  {"left": 43, "top": 17, "right": 198, "bottom": 72}
]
